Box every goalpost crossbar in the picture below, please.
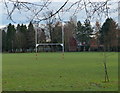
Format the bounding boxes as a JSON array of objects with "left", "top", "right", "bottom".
[{"left": 36, "top": 43, "right": 63, "bottom": 47}]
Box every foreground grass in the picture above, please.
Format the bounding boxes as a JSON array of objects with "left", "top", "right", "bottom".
[{"left": 2, "top": 52, "right": 118, "bottom": 91}]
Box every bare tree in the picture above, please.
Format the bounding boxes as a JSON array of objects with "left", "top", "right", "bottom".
[
  {"left": 3, "top": 0, "right": 117, "bottom": 23},
  {"left": 64, "top": 21, "right": 76, "bottom": 51},
  {"left": 43, "top": 10, "right": 55, "bottom": 42},
  {"left": 3, "top": 0, "right": 69, "bottom": 23},
  {"left": 102, "top": 52, "right": 109, "bottom": 82}
]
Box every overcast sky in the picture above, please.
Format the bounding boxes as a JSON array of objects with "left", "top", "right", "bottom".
[
  {"left": 0, "top": 0, "right": 107, "bottom": 2},
  {"left": 0, "top": 0, "right": 119, "bottom": 28},
  {"left": 0, "top": 0, "right": 118, "bottom": 4},
  {"left": 1, "top": 0, "right": 117, "bottom": 2}
]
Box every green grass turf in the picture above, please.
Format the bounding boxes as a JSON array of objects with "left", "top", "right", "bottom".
[{"left": 2, "top": 52, "right": 118, "bottom": 91}]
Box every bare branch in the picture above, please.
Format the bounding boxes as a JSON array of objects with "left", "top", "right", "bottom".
[
  {"left": 3, "top": 0, "right": 117, "bottom": 23},
  {"left": 33, "top": 0, "right": 69, "bottom": 23}
]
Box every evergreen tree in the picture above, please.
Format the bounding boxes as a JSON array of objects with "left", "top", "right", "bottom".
[
  {"left": 27, "top": 22, "right": 35, "bottom": 51},
  {"left": 6, "top": 23, "right": 16, "bottom": 52},
  {"left": 16, "top": 24, "right": 21, "bottom": 32},
  {"left": 20, "top": 24, "right": 28, "bottom": 51},
  {"left": 83, "top": 19, "right": 93, "bottom": 45},
  {"left": 76, "top": 21, "right": 85, "bottom": 43},
  {"left": 2, "top": 30, "right": 7, "bottom": 52},
  {"left": 100, "top": 18, "right": 118, "bottom": 51},
  {"left": 15, "top": 24, "right": 21, "bottom": 51},
  {"left": 76, "top": 19, "right": 93, "bottom": 46},
  {"left": 15, "top": 24, "right": 27, "bottom": 52}
]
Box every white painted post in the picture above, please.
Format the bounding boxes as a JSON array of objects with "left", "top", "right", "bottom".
[
  {"left": 35, "top": 28, "right": 37, "bottom": 53},
  {"left": 35, "top": 23, "right": 38, "bottom": 60},
  {"left": 62, "top": 22, "right": 64, "bottom": 59}
]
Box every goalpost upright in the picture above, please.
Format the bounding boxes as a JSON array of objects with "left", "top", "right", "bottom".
[
  {"left": 62, "top": 22, "right": 65, "bottom": 58},
  {"left": 34, "top": 22, "right": 39, "bottom": 60},
  {"left": 35, "top": 24, "right": 38, "bottom": 54}
]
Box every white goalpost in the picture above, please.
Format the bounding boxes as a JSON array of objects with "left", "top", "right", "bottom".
[{"left": 33, "top": 22, "right": 65, "bottom": 59}]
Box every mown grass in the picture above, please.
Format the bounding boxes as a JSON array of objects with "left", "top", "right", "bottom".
[{"left": 2, "top": 52, "right": 118, "bottom": 91}]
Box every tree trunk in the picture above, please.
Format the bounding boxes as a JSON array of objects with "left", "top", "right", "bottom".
[{"left": 103, "top": 53, "right": 109, "bottom": 82}]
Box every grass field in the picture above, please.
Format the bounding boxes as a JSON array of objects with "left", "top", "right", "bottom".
[{"left": 2, "top": 52, "right": 118, "bottom": 91}]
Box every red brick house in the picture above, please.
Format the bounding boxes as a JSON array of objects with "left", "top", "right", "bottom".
[{"left": 90, "top": 38, "right": 98, "bottom": 51}]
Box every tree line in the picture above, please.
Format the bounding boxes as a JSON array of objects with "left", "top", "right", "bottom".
[
  {"left": 76, "top": 18, "right": 119, "bottom": 52},
  {"left": 1, "top": 17, "right": 119, "bottom": 52},
  {"left": 2, "top": 22, "right": 35, "bottom": 52}
]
